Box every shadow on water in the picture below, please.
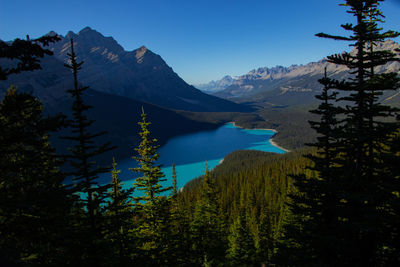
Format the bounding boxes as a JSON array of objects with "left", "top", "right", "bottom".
[{"left": 157, "top": 123, "right": 275, "bottom": 167}]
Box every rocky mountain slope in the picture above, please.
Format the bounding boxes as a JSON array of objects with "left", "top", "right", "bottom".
[
  {"left": 1, "top": 27, "right": 250, "bottom": 162},
  {"left": 208, "top": 40, "right": 400, "bottom": 107},
  {"left": 0, "top": 53, "right": 220, "bottom": 162},
  {"left": 42, "top": 27, "right": 249, "bottom": 112}
]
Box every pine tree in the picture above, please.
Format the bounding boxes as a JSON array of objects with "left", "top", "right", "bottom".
[
  {"left": 0, "top": 87, "right": 70, "bottom": 265},
  {"left": 255, "top": 206, "right": 276, "bottom": 266},
  {"left": 0, "top": 34, "right": 60, "bottom": 80},
  {"left": 131, "top": 108, "right": 171, "bottom": 265},
  {"left": 190, "top": 164, "right": 226, "bottom": 266},
  {"left": 172, "top": 163, "right": 178, "bottom": 197},
  {"left": 166, "top": 163, "right": 193, "bottom": 266},
  {"left": 279, "top": 69, "right": 343, "bottom": 265},
  {"left": 282, "top": 1, "right": 400, "bottom": 265},
  {"left": 226, "top": 208, "right": 256, "bottom": 266},
  {"left": 105, "top": 158, "right": 135, "bottom": 266},
  {"left": 62, "top": 39, "right": 115, "bottom": 266},
  {"left": 384, "top": 123, "right": 400, "bottom": 264}
]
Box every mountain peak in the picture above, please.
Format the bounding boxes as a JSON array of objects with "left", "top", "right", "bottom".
[
  {"left": 65, "top": 30, "right": 76, "bottom": 39},
  {"left": 135, "top": 46, "right": 148, "bottom": 63},
  {"left": 196, "top": 75, "right": 236, "bottom": 92},
  {"left": 2, "top": 27, "right": 249, "bottom": 113},
  {"left": 45, "top": 30, "right": 58, "bottom": 37},
  {"left": 77, "top": 26, "right": 104, "bottom": 39},
  {"left": 79, "top": 26, "right": 94, "bottom": 34}
]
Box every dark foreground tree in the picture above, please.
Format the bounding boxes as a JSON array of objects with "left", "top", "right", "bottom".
[
  {"left": 277, "top": 70, "right": 343, "bottom": 265},
  {"left": 280, "top": 0, "right": 400, "bottom": 265},
  {"left": 0, "top": 87, "right": 70, "bottom": 266},
  {"left": 62, "top": 39, "right": 115, "bottom": 266},
  {"left": 0, "top": 33, "right": 72, "bottom": 266},
  {"left": 0, "top": 34, "right": 60, "bottom": 80}
]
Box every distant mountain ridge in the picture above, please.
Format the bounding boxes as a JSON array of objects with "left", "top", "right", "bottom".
[
  {"left": 195, "top": 75, "right": 236, "bottom": 93},
  {"left": 43, "top": 27, "right": 249, "bottom": 112},
  {"left": 203, "top": 40, "right": 400, "bottom": 106}
]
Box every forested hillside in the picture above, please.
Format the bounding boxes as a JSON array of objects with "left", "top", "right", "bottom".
[{"left": 179, "top": 150, "right": 311, "bottom": 265}]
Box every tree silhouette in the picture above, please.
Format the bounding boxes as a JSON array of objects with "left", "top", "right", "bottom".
[
  {"left": 0, "top": 87, "right": 70, "bottom": 265},
  {"left": 0, "top": 34, "right": 60, "bottom": 80},
  {"left": 283, "top": 0, "right": 400, "bottom": 265},
  {"left": 62, "top": 38, "right": 115, "bottom": 266}
]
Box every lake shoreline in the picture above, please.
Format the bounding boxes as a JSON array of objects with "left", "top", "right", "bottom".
[{"left": 229, "top": 121, "right": 290, "bottom": 153}]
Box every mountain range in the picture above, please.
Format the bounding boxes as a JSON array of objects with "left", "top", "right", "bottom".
[
  {"left": 0, "top": 27, "right": 250, "bottom": 162},
  {"left": 195, "top": 75, "right": 236, "bottom": 93},
  {"left": 200, "top": 40, "right": 400, "bottom": 107},
  {"left": 45, "top": 27, "right": 248, "bottom": 112},
  {"left": 3, "top": 28, "right": 398, "bottom": 161}
]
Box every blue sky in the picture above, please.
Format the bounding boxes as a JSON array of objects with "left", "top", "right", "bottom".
[{"left": 1, "top": 0, "right": 400, "bottom": 84}]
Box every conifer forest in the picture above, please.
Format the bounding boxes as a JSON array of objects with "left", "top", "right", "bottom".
[{"left": 1, "top": 0, "right": 400, "bottom": 266}]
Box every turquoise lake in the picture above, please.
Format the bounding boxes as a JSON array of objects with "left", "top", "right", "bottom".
[{"left": 103, "top": 123, "right": 286, "bottom": 192}]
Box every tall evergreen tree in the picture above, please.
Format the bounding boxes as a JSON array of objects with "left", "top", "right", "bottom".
[
  {"left": 226, "top": 208, "right": 256, "bottom": 266},
  {"left": 190, "top": 164, "right": 226, "bottom": 266},
  {"left": 0, "top": 87, "right": 70, "bottom": 266},
  {"left": 0, "top": 32, "right": 72, "bottom": 266},
  {"left": 172, "top": 163, "right": 178, "bottom": 197},
  {"left": 278, "top": 69, "right": 343, "bottom": 265},
  {"left": 131, "top": 108, "right": 171, "bottom": 265},
  {"left": 62, "top": 39, "right": 115, "bottom": 266},
  {"left": 166, "top": 163, "right": 193, "bottom": 266},
  {"left": 105, "top": 158, "right": 135, "bottom": 266},
  {"left": 384, "top": 123, "right": 400, "bottom": 264},
  {"left": 255, "top": 206, "right": 274, "bottom": 266},
  {"left": 281, "top": 1, "right": 400, "bottom": 265}
]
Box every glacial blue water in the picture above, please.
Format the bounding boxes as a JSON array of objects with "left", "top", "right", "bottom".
[{"left": 101, "top": 123, "right": 286, "bottom": 193}]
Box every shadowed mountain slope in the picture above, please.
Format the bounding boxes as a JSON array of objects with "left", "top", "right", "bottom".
[{"left": 45, "top": 27, "right": 250, "bottom": 112}]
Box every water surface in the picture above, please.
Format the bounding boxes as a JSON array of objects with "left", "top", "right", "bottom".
[{"left": 102, "top": 123, "right": 286, "bottom": 192}]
